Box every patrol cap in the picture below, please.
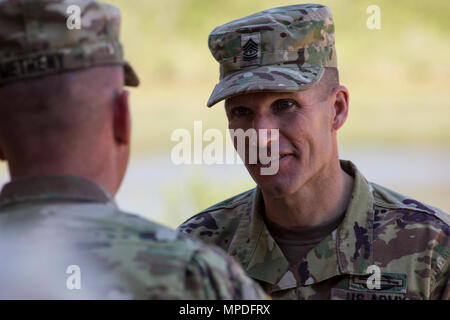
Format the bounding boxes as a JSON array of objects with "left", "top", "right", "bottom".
[
  {"left": 207, "top": 4, "right": 337, "bottom": 107},
  {"left": 0, "top": 0, "right": 139, "bottom": 87}
]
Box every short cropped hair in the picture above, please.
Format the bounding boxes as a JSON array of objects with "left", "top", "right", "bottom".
[{"left": 316, "top": 67, "right": 340, "bottom": 101}]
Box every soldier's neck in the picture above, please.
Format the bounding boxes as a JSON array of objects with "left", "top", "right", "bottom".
[
  {"left": 6, "top": 157, "right": 119, "bottom": 198},
  {"left": 262, "top": 161, "right": 354, "bottom": 228}
]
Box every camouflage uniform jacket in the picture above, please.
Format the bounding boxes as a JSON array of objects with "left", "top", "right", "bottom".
[
  {"left": 179, "top": 161, "right": 450, "bottom": 300},
  {"left": 0, "top": 175, "right": 266, "bottom": 300}
]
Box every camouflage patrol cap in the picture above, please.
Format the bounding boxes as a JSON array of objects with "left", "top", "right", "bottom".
[
  {"left": 207, "top": 4, "right": 337, "bottom": 107},
  {"left": 0, "top": 0, "right": 139, "bottom": 87}
]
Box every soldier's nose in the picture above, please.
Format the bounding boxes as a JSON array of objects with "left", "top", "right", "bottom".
[{"left": 252, "top": 116, "right": 279, "bottom": 149}]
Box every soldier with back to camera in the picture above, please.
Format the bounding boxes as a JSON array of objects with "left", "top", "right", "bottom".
[{"left": 0, "top": 0, "right": 266, "bottom": 300}]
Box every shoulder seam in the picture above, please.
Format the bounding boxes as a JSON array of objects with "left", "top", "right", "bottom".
[
  {"left": 200, "top": 197, "right": 249, "bottom": 214},
  {"left": 179, "top": 189, "right": 254, "bottom": 227},
  {"left": 180, "top": 198, "right": 248, "bottom": 225},
  {"left": 374, "top": 197, "right": 450, "bottom": 226},
  {"left": 197, "top": 188, "right": 255, "bottom": 214},
  {"left": 370, "top": 182, "right": 449, "bottom": 225}
]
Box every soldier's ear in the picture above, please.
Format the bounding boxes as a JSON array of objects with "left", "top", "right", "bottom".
[
  {"left": 331, "top": 85, "right": 349, "bottom": 131},
  {"left": 113, "top": 90, "right": 131, "bottom": 145}
]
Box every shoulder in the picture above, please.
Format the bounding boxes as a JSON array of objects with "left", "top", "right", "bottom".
[
  {"left": 184, "top": 241, "right": 267, "bottom": 299},
  {"left": 369, "top": 183, "right": 450, "bottom": 299},
  {"left": 69, "top": 204, "right": 223, "bottom": 262},
  {"left": 370, "top": 182, "right": 449, "bottom": 228},
  {"left": 177, "top": 188, "right": 255, "bottom": 246},
  {"left": 77, "top": 206, "right": 265, "bottom": 299},
  {"left": 0, "top": 201, "right": 265, "bottom": 299},
  {"left": 370, "top": 182, "right": 449, "bottom": 241}
]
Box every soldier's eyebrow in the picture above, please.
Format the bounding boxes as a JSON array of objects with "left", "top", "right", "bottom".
[
  {"left": 224, "top": 100, "right": 235, "bottom": 112},
  {"left": 271, "top": 92, "right": 307, "bottom": 106},
  {"left": 225, "top": 93, "right": 302, "bottom": 110},
  {"left": 270, "top": 97, "right": 300, "bottom": 106},
  {"left": 224, "top": 99, "right": 248, "bottom": 110}
]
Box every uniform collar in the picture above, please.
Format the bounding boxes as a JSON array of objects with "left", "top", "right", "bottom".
[
  {"left": 228, "top": 188, "right": 290, "bottom": 285},
  {"left": 336, "top": 160, "right": 374, "bottom": 274},
  {"left": 228, "top": 160, "right": 374, "bottom": 292},
  {"left": 0, "top": 175, "right": 117, "bottom": 209}
]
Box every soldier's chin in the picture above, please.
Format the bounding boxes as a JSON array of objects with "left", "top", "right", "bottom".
[
  {"left": 258, "top": 179, "right": 298, "bottom": 198},
  {"left": 247, "top": 167, "right": 298, "bottom": 197}
]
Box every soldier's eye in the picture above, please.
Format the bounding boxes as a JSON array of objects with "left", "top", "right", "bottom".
[
  {"left": 274, "top": 100, "right": 297, "bottom": 111},
  {"left": 232, "top": 106, "right": 252, "bottom": 117}
]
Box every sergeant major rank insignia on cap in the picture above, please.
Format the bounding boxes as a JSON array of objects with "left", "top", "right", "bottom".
[{"left": 241, "top": 33, "right": 260, "bottom": 67}]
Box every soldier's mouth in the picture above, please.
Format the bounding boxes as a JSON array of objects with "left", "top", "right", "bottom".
[{"left": 253, "top": 153, "right": 294, "bottom": 166}]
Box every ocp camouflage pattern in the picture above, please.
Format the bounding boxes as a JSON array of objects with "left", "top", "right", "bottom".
[
  {"left": 179, "top": 161, "right": 450, "bottom": 300},
  {"left": 207, "top": 4, "right": 336, "bottom": 107},
  {"left": 0, "top": 175, "right": 267, "bottom": 299},
  {"left": 0, "top": 0, "right": 139, "bottom": 86}
]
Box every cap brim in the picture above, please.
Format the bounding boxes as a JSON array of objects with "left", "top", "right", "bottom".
[
  {"left": 207, "top": 65, "right": 324, "bottom": 107},
  {"left": 123, "top": 61, "right": 140, "bottom": 87}
]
